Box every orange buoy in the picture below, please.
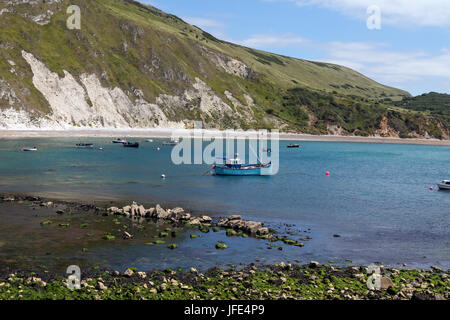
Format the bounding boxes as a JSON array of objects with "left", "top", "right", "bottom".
[{"left": 325, "top": 171, "right": 330, "bottom": 176}]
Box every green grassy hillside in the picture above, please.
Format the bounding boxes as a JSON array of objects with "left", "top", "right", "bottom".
[
  {"left": 0, "top": 0, "right": 448, "bottom": 138},
  {"left": 393, "top": 92, "right": 450, "bottom": 123}
]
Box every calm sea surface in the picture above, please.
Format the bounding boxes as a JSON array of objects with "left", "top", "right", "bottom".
[{"left": 0, "top": 137, "right": 449, "bottom": 270}]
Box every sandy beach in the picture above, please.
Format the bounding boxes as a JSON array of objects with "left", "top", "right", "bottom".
[{"left": 1, "top": 129, "right": 450, "bottom": 146}]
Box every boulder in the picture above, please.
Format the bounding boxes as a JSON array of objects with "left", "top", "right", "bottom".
[
  {"left": 189, "top": 218, "right": 201, "bottom": 225},
  {"left": 380, "top": 277, "right": 394, "bottom": 290},
  {"left": 168, "top": 207, "right": 189, "bottom": 221},
  {"left": 124, "top": 268, "right": 134, "bottom": 277},
  {"left": 200, "top": 216, "right": 212, "bottom": 223},
  {"left": 41, "top": 201, "right": 53, "bottom": 207},
  {"left": 137, "top": 205, "right": 146, "bottom": 216},
  {"left": 190, "top": 267, "right": 198, "bottom": 274},
  {"left": 171, "top": 207, "right": 185, "bottom": 215},
  {"left": 130, "top": 203, "right": 143, "bottom": 216},
  {"left": 97, "top": 282, "right": 108, "bottom": 290},
  {"left": 217, "top": 218, "right": 229, "bottom": 227},
  {"left": 123, "top": 231, "right": 133, "bottom": 239},
  {"left": 179, "top": 212, "right": 191, "bottom": 220},
  {"left": 122, "top": 205, "right": 131, "bottom": 214},
  {"left": 256, "top": 227, "right": 269, "bottom": 235},
  {"left": 146, "top": 207, "right": 155, "bottom": 218},
  {"left": 229, "top": 215, "right": 242, "bottom": 221},
  {"left": 108, "top": 207, "right": 123, "bottom": 215},
  {"left": 242, "top": 221, "right": 263, "bottom": 234},
  {"left": 26, "top": 277, "right": 47, "bottom": 287},
  {"left": 309, "top": 261, "right": 321, "bottom": 268},
  {"left": 155, "top": 204, "right": 170, "bottom": 219},
  {"left": 226, "top": 219, "right": 243, "bottom": 228}
]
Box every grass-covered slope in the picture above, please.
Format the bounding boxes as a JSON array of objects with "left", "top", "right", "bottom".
[
  {"left": 393, "top": 92, "right": 450, "bottom": 123},
  {"left": 0, "top": 0, "right": 447, "bottom": 138}
]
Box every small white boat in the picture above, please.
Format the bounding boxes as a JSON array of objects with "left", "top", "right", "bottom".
[
  {"left": 162, "top": 139, "right": 179, "bottom": 146},
  {"left": 22, "top": 147, "right": 37, "bottom": 152},
  {"left": 145, "top": 139, "right": 154, "bottom": 142},
  {"left": 438, "top": 180, "right": 450, "bottom": 190},
  {"left": 112, "top": 138, "right": 127, "bottom": 144}
]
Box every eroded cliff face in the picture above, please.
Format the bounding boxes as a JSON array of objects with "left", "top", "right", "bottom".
[
  {"left": 0, "top": 51, "right": 257, "bottom": 129},
  {"left": 0, "top": 0, "right": 263, "bottom": 130}
]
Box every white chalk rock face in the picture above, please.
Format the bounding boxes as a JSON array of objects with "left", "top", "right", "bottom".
[
  {"left": 22, "top": 51, "right": 92, "bottom": 128},
  {"left": 19, "top": 51, "right": 184, "bottom": 129},
  {"left": 1, "top": 51, "right": 243, "bottom": 130},
  {"left": 186, "top": 78, "right": 233, "bottom": 116}
]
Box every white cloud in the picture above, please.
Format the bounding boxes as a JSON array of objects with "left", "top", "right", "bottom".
[
  {"left": 234, "top": 34, "right": 306, "bottom": 48},
  {"left": 266, "top": 0, "right": 450, "bottom": 27},
  {"left": 322, "top": 41, "right": 450, "bottom": 84},
  {"left": 229, "top": 32, "right": 450, "bottom": 89}
]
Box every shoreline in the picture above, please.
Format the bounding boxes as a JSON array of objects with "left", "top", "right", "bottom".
[
  {"left": 1, "top": 263, "right": 448, "bottom": 300},
  {"left": 0, "top": 129, "right": 450, "bottom": 146},
  {"left": 0, "top": 193, "right": 448, "bottom": 300}
]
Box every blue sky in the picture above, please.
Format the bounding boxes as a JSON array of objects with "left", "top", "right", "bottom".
[{"left": 142, "top": 0, "right": 450, "bottom": 96}]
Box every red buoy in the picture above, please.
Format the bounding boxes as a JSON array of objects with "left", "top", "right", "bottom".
[
  {"left": 325, "top": 171, "right": 330, "bottom": 176},
  {"left": 212, "top": 165, "right": 216, "bottom": 169},
  {"left": 429, "top": 186, "right": 433, "bottom": 191}
]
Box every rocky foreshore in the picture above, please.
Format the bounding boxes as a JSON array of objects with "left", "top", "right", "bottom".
[
  {"left": 106, "top": 203, "right": 271, "bottom": 237},
  {"left": 1, "top": 193, "right": 449, "bottom": 300},
  {"left": 0, "top": 263, "right": 448, "bottom": 300},
  {"left": 0, "top": 193, "right": 309, "bottom": 248}
]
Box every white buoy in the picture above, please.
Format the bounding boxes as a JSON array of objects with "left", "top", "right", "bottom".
[{"left": 161, "top": 174, "right": 166, "bottom": 179}]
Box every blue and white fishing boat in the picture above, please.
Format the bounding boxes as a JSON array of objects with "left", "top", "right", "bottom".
[{"left": 213, "top": 154, "right": 272, "bottom": 176}]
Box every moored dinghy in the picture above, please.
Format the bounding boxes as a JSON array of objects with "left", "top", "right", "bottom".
[
  {"left": 123, "top": 142, "right": 139, "bottom": 148},
  {"left": 76, "top": 143, "right": 94, "bottom": 148},
  {"left": 21, "top": 147, "right": 38, "bottom": 152}
]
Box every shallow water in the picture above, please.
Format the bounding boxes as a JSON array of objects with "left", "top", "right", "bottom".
[{"left": 0, "top": 138, "right": 449, "bottom": 270}]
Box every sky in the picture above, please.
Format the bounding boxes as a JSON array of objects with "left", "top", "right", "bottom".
[{"left": 142, "top": 0, "right": 450, "bottom": 96}]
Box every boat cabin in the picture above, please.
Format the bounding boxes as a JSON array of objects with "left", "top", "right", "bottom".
[{"left": 225, "top": 154, "right": 242, "bottom": 169}]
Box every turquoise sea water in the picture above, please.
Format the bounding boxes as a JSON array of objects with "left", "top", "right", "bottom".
[{"left": 0, "top": 137, "right": 449, "bottom": 270}]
